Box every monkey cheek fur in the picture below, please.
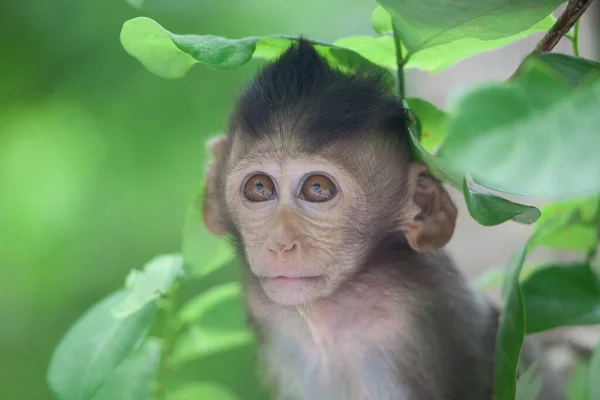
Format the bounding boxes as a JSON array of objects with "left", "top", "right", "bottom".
[{"left": 260, "top": 276, "right": 326, "bottom": 306}]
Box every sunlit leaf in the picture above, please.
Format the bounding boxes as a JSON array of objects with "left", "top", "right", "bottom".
[
  {"left": 48, "top": 291, "right": 155, "bottom": 400},
  {"left": 493, "top": 244, "right": 527, "bottom": 400},
  {"left": 515, "top": 363, "right": 541, "bottom": 400},
  {"left": 120, "top": 18, "right": 196, "bottom": 78},
  {"left": 521, "top": 264, "right": 600, "bottom": 333},
  {"left": 533, "top": 198, "right": 586, "bottom": 226},
  {"left": 529, "top": 196, "right": 599, "bottom": 251},
  {"left": 370, "top": 6, "right": 392, "bottom": 35},
  {"left": 366, "top": 7, "right": 555, "bottom": 73},
  {"left": 534, "top": 225, "right": 596, "bottom": 251},
  {"left": 91, "top": 339, "right": 161, "bottom": 400},
  {"left": 439, "top": 53, "right": 600, "bottom": 198},
  {"left": 590, "top": 342, "right": 600, "bottom": 400},
  {"left": 472, "top": 263, "right": 545, "bottom": 291},
  {"left": 120, "top": 17, "right": 391, "bottom": 80},
  {"left": 332, "top": 36, "right": 396, "bottom": 70},
  {"left": 405, "top": 98, "right": 447, "bottom": 152},
  {"left": 403, "top": 16, "right": 553, "bottom": 73},
  {"left": 463, "top": 178, "right": 540, "bottom": 226},
  {"left": 375, "top": 0, "right": 562, "bottom": 54},
  {"left": 167, "top": 383, "right": 241, "bottom": 400},
  {"left": 182, "top": 191, "right": 235, "bottom": 278},
  {"left": 114, "top": 254, "right": 185, "bottom": 318},
  {"left": 171, "top": 282, "right": 253, "bottom": 366}
]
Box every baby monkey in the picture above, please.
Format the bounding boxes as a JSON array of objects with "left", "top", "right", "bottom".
[{"left": 202, "top": 40, "right": 563, "bottom": 400}]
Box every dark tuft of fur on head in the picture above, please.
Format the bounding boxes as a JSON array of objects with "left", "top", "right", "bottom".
[{"left": 230, "top": 39, "right": 407, "bottom": 150}]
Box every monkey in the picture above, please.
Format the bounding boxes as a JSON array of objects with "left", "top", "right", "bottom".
[{"left": 201, "top": 40, "right": 564, "bottom": 400}]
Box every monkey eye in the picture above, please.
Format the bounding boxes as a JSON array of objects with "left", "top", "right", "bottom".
[
  {"left": 244, "top": 174, "right": 276, "bottom": 202},
  {"left": 300, "top": 174, "right": 337, "bottom": 202}
]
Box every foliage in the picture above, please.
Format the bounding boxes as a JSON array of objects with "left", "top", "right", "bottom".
[
  {"left": 46, "top": 1, "right": 600, "bottom": 400},
  {"left": 439, "top": 53, "right": 600, "bottom": 198},
  {"left": 47, "top": 290, "right": 156, "bottom": 400}
]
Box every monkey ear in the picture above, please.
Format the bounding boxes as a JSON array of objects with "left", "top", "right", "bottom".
[
  {"left": 400, "top": 162, "right": 457, "bottom": 252},
  {"left": 202, "top": 134, "right": 231, "bottom": 237}
]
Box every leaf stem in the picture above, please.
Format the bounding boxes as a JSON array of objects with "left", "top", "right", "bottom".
[
  {"left": 532, "top": 0, "right": 594, "bottom": 53},
  {"left": 154, "top": 281, "right": 181, "bottom": 400},
  {"left": 572, "top": 18, "right": 581, "bottom": 56},
  {"left": 391, "top": 23, "right": 406, "bottom": 101},
  {"left": 586, "top": 196, "right": 600, "bottom": 265}
]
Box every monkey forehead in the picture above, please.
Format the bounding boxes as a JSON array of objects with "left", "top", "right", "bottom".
[{"left": 226, "top": 129, "right": 403, "bottom": 178}]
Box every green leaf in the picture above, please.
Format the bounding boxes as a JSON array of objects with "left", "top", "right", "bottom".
[
  {"left": 439, "top": 53, "right": 600, "bottom": 198},
  {"left": 171, "top": 282, "right": 253, "bottom": 366},
  {"left": 376, "top": 0, "right": 562, "bottom": 54},
  {"left": 91, "top": 339, "right": 161, "bottom": 400},
  {"left": 406, "top": 16, "right": 555, "bottom": 73},
  {"left": 120, "top": 17, "right": 391, "bottom": 80},
  {"left": 463, "top": 177, "right": 541, "bottom": 226},
  {"left": 521, "top": 264, "right": 600, "bottom": 333},
  {"left": 371, "top": 6, "right": 392, "bottom": 35},
  {"left": 515, "top": 363, "right": 541, "bottom": 400},
  {"left": 114, "top": 254, "right": 185, "bottom": 318},
  {"left": 167, "top": 383, "right": 241, "bottom": 400},
  {"left": 405, "top": 98, "right": 447, "bottom": 152},
  {"left": 404, "top": 104, "right": 540, "bottom": 227},
  {"left": 120, "top": 18, "right": 197, "bottom": 78},
  {"left": 566, "top": 361, "right": 589, "bottom": 400},
  {"left": 182, "top": 192, "right": 235, "bottom": 278},
  {"left": 493, "top": 244, "right": 527, "bottom": 400},
  {"left": 590, "top": 342, "right": 600, "bottom": 400},
  {"left": 529, "top": 196, "right": 599, "bottom": 251},
  {"left": 406, "top": 106, "right": 462, "bottom": 187},
  {"left": 516, "top": 53, "right": 600, "bottom": 88},
  {"left": 533, "top": 225, "right": 597, "bottom": 251},
  {"left": 472, "top": 263, "right": 545, "bottom": 291},
  {"left": 367, "top": 7, "right": 555, "bottom": 73},
  {"left": 48, "top": 291, "right": 155, "bottom": 400},
  {"left": 332, "top": 36, "right": 396, "bottom": 70}
]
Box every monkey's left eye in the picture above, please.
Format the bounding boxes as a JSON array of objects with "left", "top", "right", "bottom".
[
  {"left": 300, "top": 174, "right": 337, "bottom": 202},
  {"left": 244, "top": 174, "right": 276, "bottom": 202}
]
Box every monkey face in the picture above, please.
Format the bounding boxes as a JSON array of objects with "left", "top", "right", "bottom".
[
  {"left": 224, "top": 154, "right": 369, "bottom": 306},
  {"left": 202, "top": 41, "right": 459, "bottom": 309}
]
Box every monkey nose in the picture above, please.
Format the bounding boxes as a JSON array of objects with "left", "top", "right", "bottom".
[{"left": 269, "top": 240, "right": 297, "bottom": 254}]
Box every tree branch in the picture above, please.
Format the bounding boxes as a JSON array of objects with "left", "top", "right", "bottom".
[{"left": 533, "top": 0, "right": 595, "bottom": 53}]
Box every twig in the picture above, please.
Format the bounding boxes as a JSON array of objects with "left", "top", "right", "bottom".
[
  {"left": 572, "top": 18, "right": 581, "bottom": 56},
  {"left": 391, "top": 23, "right": 406, "bottom": 101},
  {"left": 533, "top": 0, "right": 595, "bottom": 53}
]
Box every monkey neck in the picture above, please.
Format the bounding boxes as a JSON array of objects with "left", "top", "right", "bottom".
[{"left": 245, "top": 247, "right": 428, "bottom": 350}]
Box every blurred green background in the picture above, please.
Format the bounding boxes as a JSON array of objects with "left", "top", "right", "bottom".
[{"left": 0, "top": 1, "right": 378, "bottom": 399}]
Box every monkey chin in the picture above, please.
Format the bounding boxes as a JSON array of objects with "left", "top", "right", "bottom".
[{"left": 259, "top": 276, "right": 325, "bottom": 306}]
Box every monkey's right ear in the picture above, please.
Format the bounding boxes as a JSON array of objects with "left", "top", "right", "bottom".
[
  {"left": 400, "top": 162, "right": 457, "bottom": 252},
  {"left": 202, "top": 134, "right": 231, "bottom": 237}
]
